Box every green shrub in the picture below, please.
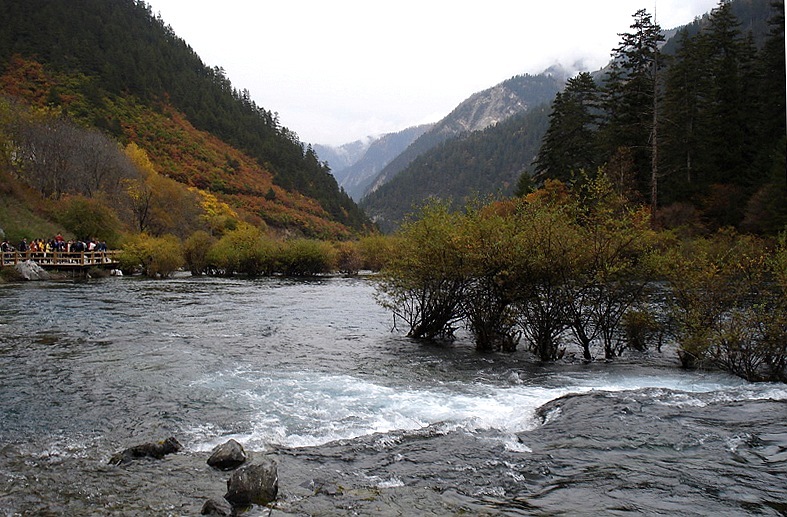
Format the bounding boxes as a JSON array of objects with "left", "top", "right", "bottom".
[
  {"left": 663, "top": 231, "right": 787, "bottom": 380},
  {"left": 376, "top": 201, "right": 468, "bottom": 341},
  {"left": 119, "top": 233, "right": 184, "bottom": 278},
  {"left": 277, "top": 239, "right": 336, "bottom": 277},
  {"left": 58, "top": 195, "right": 121, "bottom": 246},
  {"left": 334, "top": 241, "right": 362, "bottom": 276},
  {"left": 183, "top": 230, "right": 215, "bottom": 275},
  {"left": 358, "top": 235, "right": 399, "bottom": 272},
  {"left": 207, "top": 224, "right": 276, "bottom": 276},
  {"left": 622, "top": 309, "right": 661, "bottom": 352}
]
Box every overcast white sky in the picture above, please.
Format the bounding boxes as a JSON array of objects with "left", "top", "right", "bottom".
[{"left": 146, "top": 0, "right": 721, "bottom": 147}]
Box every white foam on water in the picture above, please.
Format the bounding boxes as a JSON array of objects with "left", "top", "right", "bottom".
[{"left": 187, "top": 368, "right": 786, "bottom": 451}]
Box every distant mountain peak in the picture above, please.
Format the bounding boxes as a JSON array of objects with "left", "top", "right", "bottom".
[{"left": 316, "top": 124, "right": 434, "bottom": 201}]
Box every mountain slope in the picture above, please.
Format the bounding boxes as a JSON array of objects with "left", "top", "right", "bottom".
[
  {"left": 363, "top": 69, "right": 568, "bottom": 198},
  {"left": 360, "top": 105, "right": 551, "bottom": 232},
  {"left": 0, "top": 0, "right": 370, "bottom": 235},
  {"left": 334, "top": 124, "right": 434, "bottom": 201}
]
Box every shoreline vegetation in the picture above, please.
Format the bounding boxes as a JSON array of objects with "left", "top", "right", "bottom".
[{"left": 3, "top": 176, "right": 785, "bottom": 384}]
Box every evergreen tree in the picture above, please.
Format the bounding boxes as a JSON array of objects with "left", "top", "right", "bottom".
[
  {"left": 662, "top": 28, "right": 714, "bottom": 201},
  {"left": 533, "top": 72, "right": 600, "bottom": 184},
  {"left": 705, "top": 1, "right": 749, "bottom": 186},
  {"left": 600, "top": 9, "right": 664, "bottom": 216},
  {"left": 757, "top": 0, "right": 786, "bottom": 181}
]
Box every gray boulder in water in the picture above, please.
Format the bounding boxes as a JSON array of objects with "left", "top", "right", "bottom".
[
  {"left": 108, "top": 436, "right": 182, "bottom": 465},
  {"left": 207, "top": 439, "right": 248, "bottom": 471},
  {"left": 224, "top": 459, "right": 279, "bottom": 508},
  {"left": 15, "top": 260, "right": 50, "bottom": 281}
]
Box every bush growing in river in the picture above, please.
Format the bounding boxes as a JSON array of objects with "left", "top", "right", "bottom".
[
  {"left": 663, "top": 230, "right": 787, "bottom": 381},
  {"left": 622, "top": 309, "right": 662, "bottom": 352},
  {"left": 376, "top": 201, "right": 468, "bottom": 340},
  {"left": 183, "top": 230, "right": 215, "bottom": 275},
  {"left": 334, "top": 240, "right": 362, "bottom": 276},
  {"left": 374, "top": 182, "right": 785, "bottom": 381},
  {"left": 207, "top": 224, "right": 277, "bottom": 276},
  {"left": 458, "top": 202, "right": 522, "bottom": 352},
  {"left": 276, "top": 239, "right": 337, "bottom": 277},
  {"left": 119, "top": 233, "right": 184, "bottom": 278},
  {"left": 358, "top": 234, "right": 399, "bottom": 272},
  {"left": 376, "top": 179, "right": 656, "bottom": 359},
  {"left": 562, "top": 176, "right": 656, "bottom": 359}
]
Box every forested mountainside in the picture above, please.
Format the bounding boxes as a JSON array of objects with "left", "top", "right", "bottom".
[
  {"left": 331, "top": 124, "right": 434, "bottom": 201},
  {"left": 0, "top": 0, "right": 370, "bottom": 238},
  {"left": 362, "top": 0, "right": 785, "bottom": 234},
  {"left": 361, "top": 106, "right": 550, "bottom": 232},
  {"left": 363, "top": 71, "right": 566, "bottom": 198}
]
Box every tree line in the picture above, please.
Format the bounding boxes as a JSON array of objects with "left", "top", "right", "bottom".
[{"left": 534, "top": 1, "right": 786, "bottom": 234}]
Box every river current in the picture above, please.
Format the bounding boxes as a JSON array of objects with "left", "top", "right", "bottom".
[{"left": 0, "top": 275, "right": 785, "bottom": 516}]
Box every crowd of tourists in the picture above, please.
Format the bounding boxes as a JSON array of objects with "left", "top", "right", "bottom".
[{"left": 0, "top": 233, "right": 108, "bottom": 254}]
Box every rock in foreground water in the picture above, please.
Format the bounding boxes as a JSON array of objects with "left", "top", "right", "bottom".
[
  {"left": 207, "top": 439, "right": 248, "bottom": 471},
  {"left": 224, "top": 459, "right": 279, "bottom": 507},
  {"left": 109, "top": 436, "right": 182, "bottom": 465}
]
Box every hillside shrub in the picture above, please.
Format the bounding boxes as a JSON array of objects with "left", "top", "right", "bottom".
[{"left": 58, "top": 195, "right": 121, "bottom": 246}]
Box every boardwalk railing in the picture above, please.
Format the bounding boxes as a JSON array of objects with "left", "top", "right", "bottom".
[{"left": 1, "top": 250, "right": 121, "bottom": 269}]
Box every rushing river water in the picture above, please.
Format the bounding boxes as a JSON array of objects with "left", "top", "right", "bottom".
[{"left": 0, "top": 275, "right": 785, "bottom": 516}]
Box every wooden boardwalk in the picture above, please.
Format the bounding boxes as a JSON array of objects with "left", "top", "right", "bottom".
[{"left": 1, "top": 250, "right": 121, "bottom": 270}]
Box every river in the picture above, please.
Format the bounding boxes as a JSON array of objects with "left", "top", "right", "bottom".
[{"left": 0, "top": 275, "right": 785, "bottom": 516}]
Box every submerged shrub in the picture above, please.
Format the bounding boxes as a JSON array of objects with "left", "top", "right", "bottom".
[
  {"left": 358, "top": 235, "right": 398, "bottom": 272},
  {"left": 277, "top": 239, "right": 336, "bottom": 277},
  {"left": 120, "top": 233, "right": 184, "bottom": 278},
  {"left": 207, "top": 224, "right": 277, "bottom": 276},
  {"left": 376, "top": 201, "right": 468, "bottom": 341},
  {"left": 663, "top": 231, "right": 787, "bottom": 381},
  {"left": 183, "top": 230, "right": 215, "bottom": 275},
  {"left": 334, "top": 241, "right": 362, "bottom": 276},
  {"left": 459, "top": 203, "right": 522, "bottom": 352},
  {"left": 622, "top": 309, "right": 662, "bottom": 352}
]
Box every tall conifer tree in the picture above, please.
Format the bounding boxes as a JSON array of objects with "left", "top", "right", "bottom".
[
  {"left": 600, "top": 9, "right": 664, "bottom": 217},
  {"left": 533, "top": 72, "right": 600, "bottom": 184}
]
